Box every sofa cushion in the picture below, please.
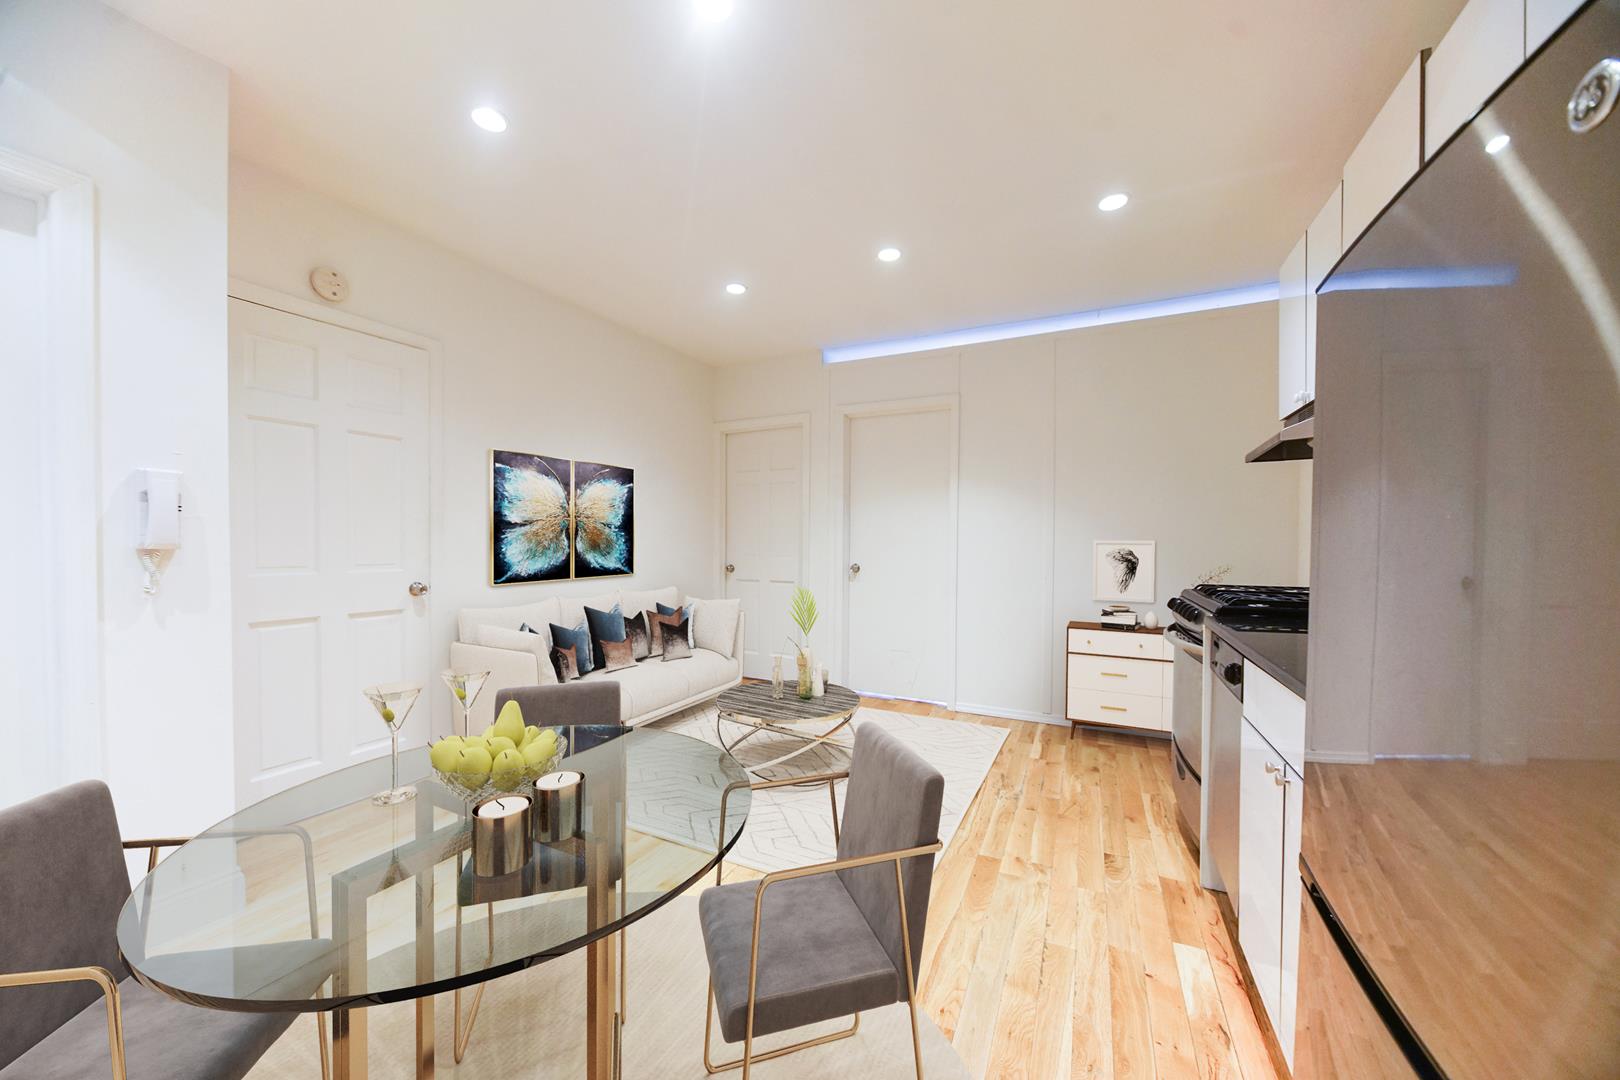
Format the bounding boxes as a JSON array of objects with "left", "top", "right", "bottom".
[
  {"left": 624, "top": 611, "right": 653, "bottom": 661},
  {"left": 556, "top": 591, "right": 621, "bottom": 633},
  {"left": 621, "top": 586, "right": 679, "bottom": 620},
  {"left": 659, "top": 615, "right": 693, "bottom": 661},
  {"left": 550, "top": 643, "right": 581, "bottom": 682},
  {"left": 587, "top": 661, "right": 692, "bottom": 720},
  {"left": 457, "top": 597, "right": 560, "bottom": 644},
  {"left": 686, "top": 596, "right": 742, "bottom": 659},
  {"left": 682, "top": 649, "right": 742, "bottom": 694},
  {"left": 600, "top": 637, "right": 636, "bottom": 672},
  {"left": 472, "top": 624, "right": 554, "bottom": 676}
]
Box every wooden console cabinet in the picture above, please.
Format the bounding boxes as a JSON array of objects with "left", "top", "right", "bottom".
[{"left": 1064, "top": 620, "right": 1173, "bottom": 733}]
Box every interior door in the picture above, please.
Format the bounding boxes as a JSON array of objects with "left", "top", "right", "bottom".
[
  {"left": 723, "top": 425, "right": 803, "bottom": 679},
  {"left": 843, "top": 406, "right": 954, "bottom": 703},
  {"left": 228, "top": 297, "right": 432, "bottom": 806}
]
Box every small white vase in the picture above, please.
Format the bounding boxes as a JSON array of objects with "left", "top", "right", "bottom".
[{"left": 811, "top": 658, "right": 825, "bottom": 697}]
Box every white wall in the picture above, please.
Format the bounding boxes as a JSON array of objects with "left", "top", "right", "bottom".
[
  {"left": 716, "top": 303, "right": 1305, "bottom": 724},
  {"left": 0, "top": 0, "right": 234, "bottom": 839},
  {"left": 228, "top": 160, "right": 717, "bottom": 736}
]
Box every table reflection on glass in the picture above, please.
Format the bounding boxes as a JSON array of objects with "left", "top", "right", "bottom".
[{"left": 116, "top": 726, "right": 751, "bottom": 1080}]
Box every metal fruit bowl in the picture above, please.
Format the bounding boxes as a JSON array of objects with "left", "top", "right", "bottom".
[{"left": 429, "top": 732, "right": 569, "bottom": 805}]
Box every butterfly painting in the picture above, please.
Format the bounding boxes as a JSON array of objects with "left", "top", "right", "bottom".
[
  {"left": 571, "top": 460, "right": 634, "bottom": 578},
  {"left": 491, "top": 451, "right": 573, "bottom": 584},
  {"left": 489, "top": 451, "right": 634, "bottom": 584}
]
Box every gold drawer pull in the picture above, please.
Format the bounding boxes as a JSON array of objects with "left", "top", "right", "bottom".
[
  {"left": 1101, "top": 672, "right": 1128, "bottom": 678},
  {"left": 1101, "top": 705, "right": 1128, "bottom": 713}
]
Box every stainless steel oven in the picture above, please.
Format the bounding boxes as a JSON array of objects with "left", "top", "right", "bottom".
[{"left": 1167, "top": 622, "right": 1204, "bottom": 842}]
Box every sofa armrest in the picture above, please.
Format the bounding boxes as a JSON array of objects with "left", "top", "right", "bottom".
[
  {"left": 450, "top": 641, "right": 539, "bottom": 734},
  {"left": 731, "top": 610, "right": 746, "bottom": 663}
]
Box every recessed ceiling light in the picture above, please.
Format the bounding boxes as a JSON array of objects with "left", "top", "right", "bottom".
[
  {"left": 877, "top": 247, "right": 902, "bottom": 263},
  {"left": 1485, "top": 133, "right": 1511, "bottom": 155},
  {"left": 725, "top": 282, "right": 748, "bottom": 296},
  {"left": 1097, "top": 192, "right": 1129, "bottom": 212},
  {"left": 470, "top": 106, "right": 508, "bottom": 133},
  {"left": 694, "top": 0, "right": 735, "bottom": 21}
]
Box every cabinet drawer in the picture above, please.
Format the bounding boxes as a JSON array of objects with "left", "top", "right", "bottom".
[
  {"left": 1067, "top": 653, "right": 1162, "bottom": 696},
  {"left": 1066, "top": 688, "right": 1166, "bottom": 730},
  {"left": 1067, "top": 628, "right": 1169, "bottom": 661},
  {"left": 1243, "top": 665, "right": 1306, "bottom": 774}
]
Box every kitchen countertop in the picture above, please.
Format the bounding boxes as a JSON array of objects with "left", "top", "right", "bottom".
[{"left": 1210, "top": 620, "right": 1307, "bottom": 698}]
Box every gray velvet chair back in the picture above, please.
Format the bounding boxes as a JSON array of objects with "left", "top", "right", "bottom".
[
  {"left": 496, "top": 680, "right": 622, "bottom": 728},
  {"left": 835, "top": 724, "right": 944, "bottom": 987},
  {"left": 0, "top": 780, "right": 132, "bottom": 1070}
]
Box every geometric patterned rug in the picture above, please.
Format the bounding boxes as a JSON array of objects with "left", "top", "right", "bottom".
[{"left": 637, "top": 704, "right": 1008, "bottom": 874}]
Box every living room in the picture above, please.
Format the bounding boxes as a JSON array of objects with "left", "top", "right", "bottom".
[{"left": 5, "top": 1, "right": 1618, "bottom": 1079}]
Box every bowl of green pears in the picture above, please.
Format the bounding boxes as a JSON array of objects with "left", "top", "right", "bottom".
[{"left": 427, "top": 700, "right": 568, "bottom": 803}]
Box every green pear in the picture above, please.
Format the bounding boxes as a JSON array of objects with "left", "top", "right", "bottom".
[
  {"left": 482, "top": 722, "right": 496, "bottom": 739},
  {"left": 521, "top": 724, "right": 541, "bottom": 746},
  {"left": 493, "top": 705, "right": 526, "bottom": 748},
  {"left": 487, "top": 735, "right": 518, "bottom": 758},
  {"left": 491, "top": 748, "right": 527, "bottom": 791},
  {"left": 429, "top": 738, "right": 463, "bottom": 773},
  {"left": 520, "top": 737, "right": 554, "bottom": 769},
  {"left": 459, "top": 744, "right": 493, "bottom": 783}
]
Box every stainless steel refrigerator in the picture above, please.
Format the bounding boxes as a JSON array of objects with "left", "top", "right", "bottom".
[{"left": 1302, "top": 2, "right": 1620, "bottom": 1077}]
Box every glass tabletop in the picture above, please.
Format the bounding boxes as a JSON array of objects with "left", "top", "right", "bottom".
[{"left": 116, "top": 726, "right": 750, "bottom": 1011}]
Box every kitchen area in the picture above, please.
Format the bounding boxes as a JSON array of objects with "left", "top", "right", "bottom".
[{"left": 1160, "top": 1, "right": 1620, "bottom": 1076}]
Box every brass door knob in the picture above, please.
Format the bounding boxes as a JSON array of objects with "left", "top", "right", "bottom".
[
  {"left": 409, "top": 581, "right": 430, "bottom": 597},
  {"left": 850, "top": 563, "right": 862, "bottom": 576},
  {"left": 725, "top": 563, "right": 736, "bottom": 574}
]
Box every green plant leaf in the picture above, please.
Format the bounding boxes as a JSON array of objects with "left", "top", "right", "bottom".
[{"left": 789, "top": 586, "right": 818, "bottom": 639}]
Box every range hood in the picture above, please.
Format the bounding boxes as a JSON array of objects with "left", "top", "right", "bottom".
[{"left": 1245, "top": 408, "right": 1314, "bottom": 463}]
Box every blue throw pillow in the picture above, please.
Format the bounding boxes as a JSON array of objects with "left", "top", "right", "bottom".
[
  {"left": 584, "top": 603, "right": 627, "bottom": 671},
  {"left": 549, "top": 620, "right": 595, "bottom": 676},
  {"left": 656, "top": 601, "right": 695, "bottom": 647}
]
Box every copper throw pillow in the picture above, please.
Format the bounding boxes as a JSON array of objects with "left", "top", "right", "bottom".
[
  {"left": 660, "top": 615, "right": 692, "bottom": 661},
  {"left": 649, "top": 611, "right": 684, "bottom": 653},
  {"left": 601, "top": 636, "right": 636, "bottom": 672},
  {"left": 550, "top": 643, "right": 580, "bottom": 682},
  {"left": 624, "top": 611, "right": 653, "bottom": 661}
]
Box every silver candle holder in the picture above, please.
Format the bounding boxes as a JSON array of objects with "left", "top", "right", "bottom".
[
  {"left": 532, "top": 770, "right": 584, "bottom": 844},
  {"left": 472, "top": 794, "right": 533, "bottom": 877}
]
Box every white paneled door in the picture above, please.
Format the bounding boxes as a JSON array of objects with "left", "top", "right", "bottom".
[
  {"left": 229, "top": 298, "right": 432, "bottom": 806},
  {"left": 723, "top": 424, "right": 804, "bottom": 679},
  {"left": 843, "top": 404, "right": 955, "bottom": 704}
]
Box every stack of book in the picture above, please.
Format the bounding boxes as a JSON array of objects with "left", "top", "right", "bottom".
[{"left": 1099, "top": 605, "right": 1138, "bottom": 630}]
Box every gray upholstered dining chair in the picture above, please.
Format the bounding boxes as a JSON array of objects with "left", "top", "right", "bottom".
[
  {"left": 699, "top": 723, "right": 945, "bottom": 1078},
  {"left": 0, "top": 781, "right": 330, "bottom": 1080}
]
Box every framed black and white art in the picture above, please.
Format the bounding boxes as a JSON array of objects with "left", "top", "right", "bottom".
[{"left": 1093, "top": 540, "right": 1155, "bottom": 604}]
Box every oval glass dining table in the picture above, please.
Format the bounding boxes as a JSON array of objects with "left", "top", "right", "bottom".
[{"left": 116, "top": 725, "right": 751, "bottom": 1080}]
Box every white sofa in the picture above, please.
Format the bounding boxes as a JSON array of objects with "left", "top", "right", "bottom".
[{"left": 450, "top": 586, "right": 744, "bottom": 730}]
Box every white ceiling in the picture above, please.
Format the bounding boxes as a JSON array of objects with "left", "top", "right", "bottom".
[{"left": 112, "top": 0, "right": 1466, "bottom": 364}]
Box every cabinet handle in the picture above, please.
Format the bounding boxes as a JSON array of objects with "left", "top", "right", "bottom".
[
  {"left": 1101, "top": 671, "right": 1128, "bottom": 678},
  {"left": 1100, "top": 705, "right": 1128, "bottom": 713},
  {"left": 1264, "top": 762, "right": 1281, "bottom": 775}
]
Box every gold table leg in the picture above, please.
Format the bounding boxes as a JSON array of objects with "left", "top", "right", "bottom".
[{"left": 332, "top": 1006, "right": 367, "bottom": 1080}]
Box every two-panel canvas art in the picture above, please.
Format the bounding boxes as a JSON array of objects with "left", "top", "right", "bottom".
[{"left": 490, "top": 449, "right": 634, "bottom": 584}]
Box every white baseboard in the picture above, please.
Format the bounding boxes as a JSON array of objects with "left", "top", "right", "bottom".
[{"left": 952, "top": 701, "right": 1063, "bottom": 726}]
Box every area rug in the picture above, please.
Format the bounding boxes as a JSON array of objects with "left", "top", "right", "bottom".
[
  {"left": 637, "top": 704, "right": 1008, "bottom": 874},
  {"left": 247, "top": 895, "right": 970, "bottom": 1079}
]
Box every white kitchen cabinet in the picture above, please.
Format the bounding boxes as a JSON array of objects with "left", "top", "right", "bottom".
[
  {"left": 1277, "top": 233, "right": 1309, "bottom": 419},
  {"left": 1239, "top": 677, "right": 1306, "bottom": 1067},
  {"left": 1527, "top": 0, "right": 1586, "bottom": 53},
  {"left": 1342, "top": 55, "right": 1424, "bottom": 250},
  {"left": 1302, "top": 184, "right": 1342, "bottom": 407},
  {"left": 1425, "top": 0, "right": 1526, "bottom": 159}
]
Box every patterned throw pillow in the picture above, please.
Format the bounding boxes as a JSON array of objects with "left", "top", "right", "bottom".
[
  {"left": 624, "top": 612, "right": 653, "bottom": 661},
  {"left": 600, "top": 637, "right": 636, "bottom": 672},
  {"left": 548, "top": 620, "right": 595, "bottom": 676},
  {"left": 660, "top": 615, "right": 692, "bottom": 661},
  {"left": 550, "top": 643, "right": 580, "bottom": 682},
  {"left": 656, "top": 602, "right": 696, "bottom": 647},
  {"left": 649, "top": 611, "right": 682, "bottom": 653},
  {"left": 584, "top": 603, "right": 627, "bottom": 670}
]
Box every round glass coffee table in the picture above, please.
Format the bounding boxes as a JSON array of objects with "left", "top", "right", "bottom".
[
  {"left": 116, "top": 726, "right": 750, "bottom": 1080},
  {"left": 715, "top": 682, "right": 861, "bottom": 776}
]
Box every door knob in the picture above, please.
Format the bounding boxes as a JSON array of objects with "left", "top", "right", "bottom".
[
  {"left": 725, "top": 563, "right": 736, "bottom": 574},
  {"left": 409, "top": 581, "right": 429, "bottom": 597},
  {"left": 849, "top": 563, "right": 861, "bottom": 576}
]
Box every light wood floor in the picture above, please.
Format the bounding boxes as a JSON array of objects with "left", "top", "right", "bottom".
[{"left": 719, "top": 698, "right": 1283, "bottom": 1080}]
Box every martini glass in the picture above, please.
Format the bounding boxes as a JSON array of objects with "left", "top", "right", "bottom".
[
  {"left": 363, "top": 683, "right": 422, "bottom": 805},
  {"left": 442, "top": 669, "right": 492, "bottom": 738}
]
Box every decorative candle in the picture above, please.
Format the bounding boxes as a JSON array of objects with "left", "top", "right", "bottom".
[
  {"left": 532, "top": 770, "right": 584, "bottom": 843},
  {"left": 472, "top": 793, "right": 533, "bottom": 876}
]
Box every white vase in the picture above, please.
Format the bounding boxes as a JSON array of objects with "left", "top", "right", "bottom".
[{"left": 811, "top": 658, "right": 825, "bottom": 697}]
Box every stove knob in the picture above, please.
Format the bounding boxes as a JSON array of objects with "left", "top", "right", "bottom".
[{"left": 1222, "top": 663, "right": 1243, "bottom": 686}]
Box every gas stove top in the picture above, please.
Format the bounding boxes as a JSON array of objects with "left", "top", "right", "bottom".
[{"left": 1168, "top": 584, "right": 1310, "bottom": 632}]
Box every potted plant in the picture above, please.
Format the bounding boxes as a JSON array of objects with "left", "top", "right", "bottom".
[{"left": 789, "top": 586, "right": 819, "bottom": 700}]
